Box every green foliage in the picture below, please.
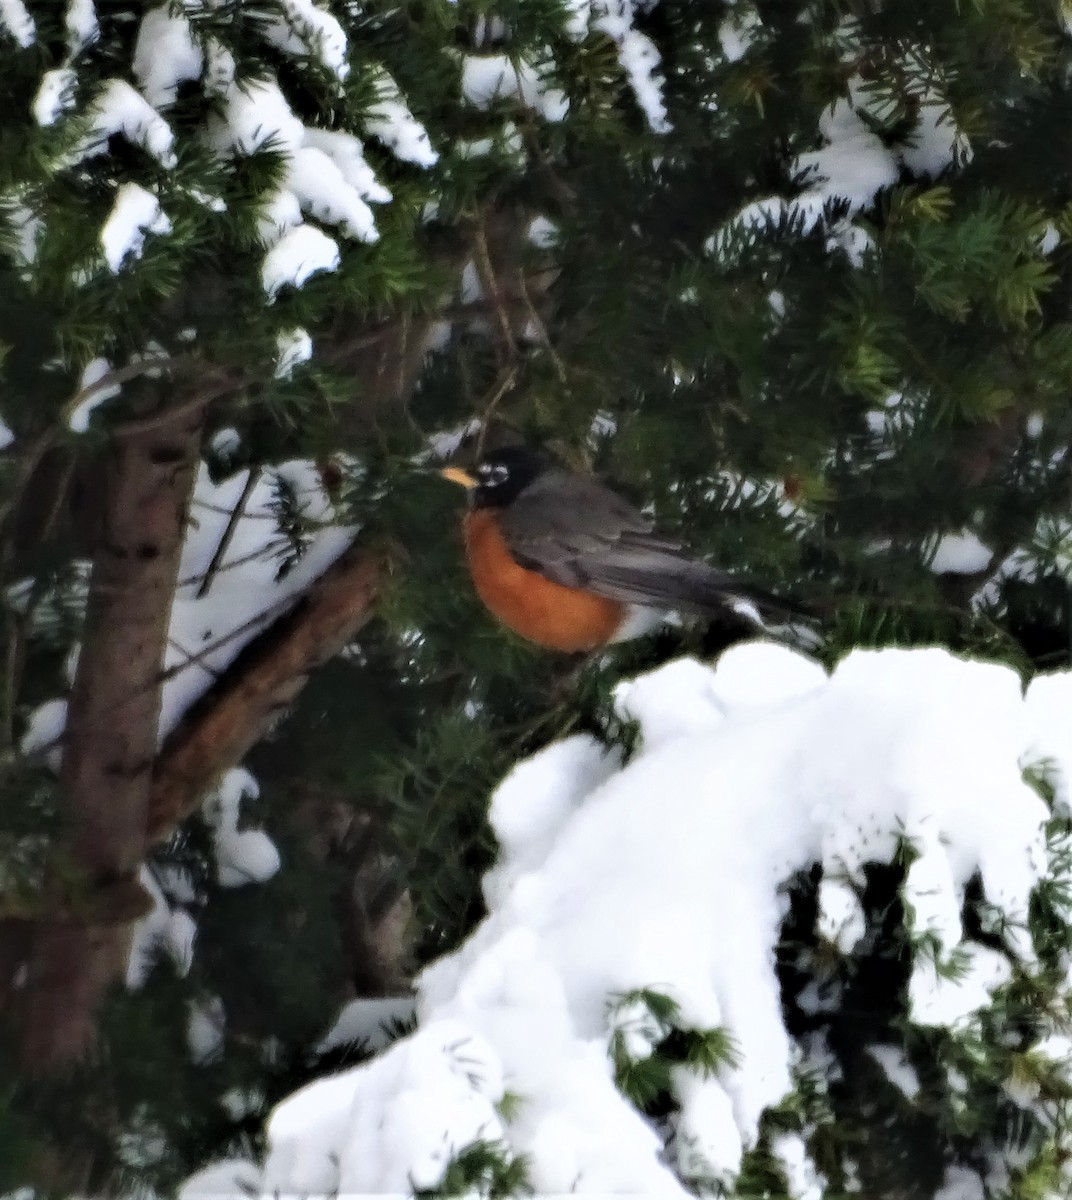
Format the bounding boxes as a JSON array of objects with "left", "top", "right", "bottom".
[
  {"left": 414, "top": 1137, "right": 532, "bottom": 1199},
  {"left": 607, "top": 988, "right": 738, "bottom": 1114},
  {"left": 3, "top": 0, "right": 1072, "bottom": 1193}
]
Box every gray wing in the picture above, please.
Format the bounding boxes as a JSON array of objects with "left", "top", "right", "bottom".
[{"left": 498, "top": 468, "right": 779, "bottom": 618}]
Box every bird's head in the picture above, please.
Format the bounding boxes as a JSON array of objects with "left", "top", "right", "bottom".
[{"left": 440, "top": 444, "right": 547, "bottom": 508}]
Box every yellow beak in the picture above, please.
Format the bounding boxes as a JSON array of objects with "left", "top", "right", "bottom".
[{"left": 440, "top": 466, "right": 478, "bottom": 489}]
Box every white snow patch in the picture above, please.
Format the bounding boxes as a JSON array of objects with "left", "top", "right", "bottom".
[
  {"left": 178, "top": 1159, "right": 260, "bottom": 1200},
  {"left": 20, "top": 698, "right": 66, "bottom": 770},
  {"left": 202, "top": 768, "right": 281, "bottom": 888},
  {"left": 87, "top": 79, "right": 177, "bottom": 167},
  {"left": 712, "top": 71, "right": 968, "bottom": 264},
  {"left": 261, "top": 225, "right": 340, "bottom": 298},
  {"left": 719, "top": 7, "right": 761, "bottom": 62},
  {"left": 1039, "top": 222, "right": 1061, "bottom": 256},
  {"left": 70, "top": 356, "right": 121, "bottom": 432},
  {"left": 461, "top": 54, "right": 569, "bottom": 123},
  {"left": 127, "top": 866, "right": 197, "bottom": 988},
  {"left": 187, "top": 995, "right": 226, "bottom": 1064},
  {"left": 32, "top": 68, "right": 76, "bottom": 126},
  {"left": 208, "top": 77, "right": 304, "bottom": 156},
  {"left": 909, "top": 943, "right": 1012, "bottom": 1029},
  {"left": 606, "top": 26, "right": 668, "bottom": 132},
  {"left": 934, "top": 1164, "right": 986, "bottom": 1200},
  {"left": 246, "top": 643, "right": 1056, "bottom": 1195},
  {"left": 319, "top": 996, "right": 417, "bottom": 1054},
  {"left": 100, "top": 183, "right": 172, "bottom": 272},
  {"left": 263, "top": 1020, "right": 507, "bottom": 1194},
  {"left": 867, "top": 1043, "right": 921, "bottom": 1100},
  {"left": 265, "top": 0, "right": 349, "bottom": 80},
  {"left": 929, "top": 530, "right": 993, "bottom": 575},
  {"left": 1024, "top": 672, "right": 1072, "bottom": 815},
  {"left": 363, "top": 70, "right": 438, "bottom": 165},
  {"left": 163, "top": 458, "right": 353, "bottom": 731},
  {"left": 302, "top": 128, "right": 392, "bottom": 204},
  {"left": 211, "top": 427, "right": 241, "bottom": 460},
  {"left": 65, "top": 0, "right": 97, "bottom": 53},
  {"left": 274, "top": 327, "right": 313, "bottom": 379},
  {"left": 0, "top": 0, "right": 34, "bottom": 47},
  {"left": 133, "top": 7, "right": 204, "bottom": 108},
  {"left": 285, "top": 147, "right": 379, "bottom": 242},
  {"left": 817, "top": 877, "right": 865, "bottom": 952},
  {"left": 770, "top": 1130, "right": 824, "bottom": 1200}
]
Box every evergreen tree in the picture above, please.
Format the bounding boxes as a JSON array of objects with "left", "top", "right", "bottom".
[{"left": 0, "top": 0, "right": 1070, "bottom": 1194}]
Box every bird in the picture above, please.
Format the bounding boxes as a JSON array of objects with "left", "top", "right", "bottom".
[{"left": 440, "top": 444, "right": 801, "bottom": 652}]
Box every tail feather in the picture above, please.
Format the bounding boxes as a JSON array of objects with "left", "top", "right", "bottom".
[{"left": 584, "top": 553, "right": 808, "bottom": 625}]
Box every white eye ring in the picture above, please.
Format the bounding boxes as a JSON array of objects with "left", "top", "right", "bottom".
[{"left": 479, "top": 463, "right": 509, "bottom": 484}]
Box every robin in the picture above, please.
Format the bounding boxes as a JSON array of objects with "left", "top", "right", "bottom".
[{"left": 441, "top": 444, "right": 800, "bottom": 652}]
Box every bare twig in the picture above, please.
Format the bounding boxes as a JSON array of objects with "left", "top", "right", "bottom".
[
  {"left": 196, "top": 468, "right": 262, "bottom": 599},
  {"left": 473, "top": 220, "right": 517, "bottom": 364}
]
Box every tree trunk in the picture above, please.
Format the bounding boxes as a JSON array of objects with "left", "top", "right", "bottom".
[{"left": 20, "top": 406, "right": 203, "bottom": 1071}]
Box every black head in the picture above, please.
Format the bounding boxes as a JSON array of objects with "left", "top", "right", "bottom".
[{"left": 445, "top": 445, "right": 547, "bottom": 508}]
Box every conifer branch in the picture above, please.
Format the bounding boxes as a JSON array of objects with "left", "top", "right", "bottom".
[{"left": 147, "top": 543, "right": 385, "bottom": 844}]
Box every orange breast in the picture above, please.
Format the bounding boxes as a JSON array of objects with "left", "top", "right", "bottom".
[{"left": 463, "top": 509, "right": 625, "bottom": 652}]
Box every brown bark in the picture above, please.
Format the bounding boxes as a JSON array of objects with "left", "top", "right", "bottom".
[
  {"left": 20, "top": 408, "right": 203, "bottom": 1070},
  {"left": 147, "top": 544, "right": 383, "bottom": 844}
]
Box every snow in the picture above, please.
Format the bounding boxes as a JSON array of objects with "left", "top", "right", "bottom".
[
  {"left": 200, "top": 65, "right": 419, "bottom": 291},
  {"left": 866, "top": 1043, "right": 921, "bottom": 1100},
  {"left": 100, "top": 183, "right": 172, "bottom": 272},
  {"left": 363, "top": 70, "right": 439, "bottom": 165},
  {"left": 770, "top": 1130, "right": 824, "bottom": 1200},
  {"left": 285, "top": 146, "right": 379, "bottom": 241},
  {"left": 265, "top": 0, "right": 349, "bottom": 80},
  {"left": 133, "top": 7, "right": 204, "bottom": 108},
  {"left": 32, "top": 68, "right": 76, "bottom": 126},
  {"left": 65, "top": 0, "right": 97, "bottom": 54},
  {"left": 23, "top": 454, "right": 354, "bottom": 780},
  {"left": 1024, "top": 671, "right": 1072, "bottom": 814},
  {"left": 302, "top": 129, "right": 392, "bottom": 204},
  {"left": 929, "top": 529, "right": 994, "bottom": 575},
  {"left": 261, "top": 224, "right": 340, "bottom": 299},
  {"left": 461, "top": 54, "right": 569, "bottom": 123},
  {"left": 274, "top": 327, "right": 313, "bottom": 379},
  {"left": 161, "top": 458, "right": 353, "bottom": 733},
  {"left": 245, "top": 643, "right": 1061, "bottom": 1196},
  {"left": 210, "top": 427, "right": 241, "bottom": 460},
  {"left": 712, "top": 71, "right": 968, "bottom": 265},
  {"left": 69, "top": 356, "right": 122, "bottom": 432},
  {"left": 127, "top": 866, "right": 197, "bottom": 988},
  {"left": 935, "top": 1164, "right": 987, "bottom": 1200},
  {"left": 187, "top": 995, "right": 226, "bottom": 1064},
  {"left": 0, "top": 0, "right": 34, "bottom": 48},
  {"left": 178, "top": 1159, "right": 261, "bottom": 1200},
  {"left": 719, "top": 7, "right": 761, "bottom": 62},
  {"left": 87, "top": 79, "right": 177, "bottom": 168},
  {"left": 20, "top": 698, "right": 66, "bottom": 770},
  {"left": 208, "top": 78, "right": 305, "bottom": 156},
  {"left": 318, "top": 995, "right": 417, "bottom": 1054},
  {"left": 612, "top": 27, "right": 669, "bottom": 132},
  {"left": 202, "top": 768, "right": 281, "bottom": 888}
]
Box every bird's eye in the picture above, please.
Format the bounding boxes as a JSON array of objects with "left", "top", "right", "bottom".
[{"left": 479, "top": 463, "right": 509, "bottom": 485}]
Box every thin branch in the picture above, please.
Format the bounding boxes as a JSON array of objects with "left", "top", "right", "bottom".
[
  {"left": 61, "top": 353, "right": 199, "bottom": 425},
  {"left": 473, "top": 219, "right": 517, "bottom": 364},
  {"left": 515, "top": 266, "right": 567, "bottom": 386},
  {"left": 148, "top": 545, "right": 384, "bottom": 843},
  {"left": 196, "top": 468, "right": 261, "bottom": 599}
]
